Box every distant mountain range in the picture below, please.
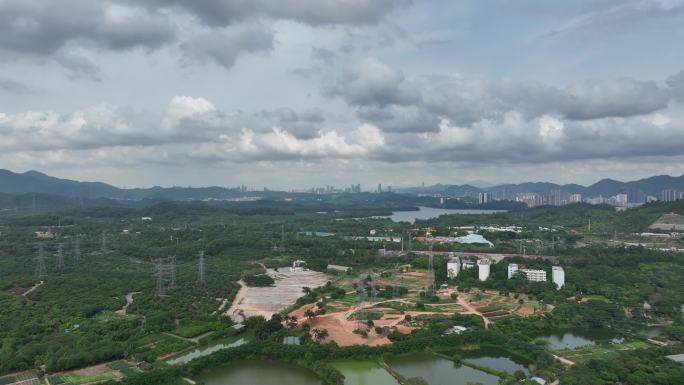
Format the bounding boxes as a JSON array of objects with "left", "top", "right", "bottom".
[
  {"left": 0, "top": 169, "right": 247, "bottom": 201},
  {"left": 399, "top": 175, "right": 684, "bottom": 198},
  {"left": 1, "top": 169, "right": 684, "bottom": 202}
]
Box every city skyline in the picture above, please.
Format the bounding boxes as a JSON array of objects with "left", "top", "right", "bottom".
[{"left": 1, "top": 1, "right": 684, "bottom": 187}]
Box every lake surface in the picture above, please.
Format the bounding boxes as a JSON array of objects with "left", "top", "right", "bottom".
[
  {"left": 377, "top": 206, "right": 506, "bottom": 223},
  {"left": 462, "top": 348, "right": 529, "bottom": 375},
  {"left": 331, "top": 361, "right": 399, "bottom": 385},
  {"left": 167, "top": 338, "right": 246, "bottom": 365},
  {"left": 196, "top": 360, "right": 322, "bottom": 385},
  {"left": 535, "top": 329, "right": 615, "bottom": 350},
  {"left": 387, "top": 353, "right": 500, "bottom": 385}
]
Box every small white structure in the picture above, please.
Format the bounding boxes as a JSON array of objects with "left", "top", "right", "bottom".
[
  {"left": 141, "top": 217, "right": 152, "bottom": 221},
  {"left": 462, "top": 260, "right": 476, "bottom": 270},
  {"left": 552, "top": 266, "right": 565, "bottom": 290},
  {"left": 477, "top": 258, "right": 491, "bottom": 281},
  {"left": 447, "top": 256, "right": 461, "bottom": 279},
  {"left": 291, "top": 260, "right": 307, "bottom": 272}
]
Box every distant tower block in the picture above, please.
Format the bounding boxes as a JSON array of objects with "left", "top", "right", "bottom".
[
  {"left": 552, "top": 266, "right": 565, "bottom": 290},
  {"left": 477, "top": 258, "right": 491, "bottom": 281}
]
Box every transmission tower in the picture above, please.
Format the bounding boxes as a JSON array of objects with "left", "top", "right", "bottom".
[
  {"left": 393, "top": 284, "right": 400, "bottom": 299},
  {"left": 427, "top": 243, "right": 435, "bottom": 296},
  {"left": 56, "top": 243, "right": 64, "bottom": 270},
  {"left": 101, "top": 231, "right": 107, "bottom": 254},
  {"left": 35, "top": 243, "right": 47, "bottom": 278},
  {"left": 167, "top": 255, "right": 177, "bottom": 288},
  {"left": 155, "top": 258, "right": 166, "bottom": 297},
  {"left": 356, "top": 277, "right": 366, "bottom": 303},
  {"left": 73, "top": 235, "right": 81, "bottom": 262},
  {"left": 198, "top": 251, "right": 206, "bottom": 284}
]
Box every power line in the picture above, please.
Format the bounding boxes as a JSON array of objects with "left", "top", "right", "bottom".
[{"left": 155, "top": 258, "right": 166, "bottom": 297}]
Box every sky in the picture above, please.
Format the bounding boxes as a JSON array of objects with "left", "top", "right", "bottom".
[{"left": 1, "top": 0, "right": 684, "bottom": 190}]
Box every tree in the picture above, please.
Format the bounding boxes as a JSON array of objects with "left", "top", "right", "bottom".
[
  {"left": 312, "top": 328, "right": 329, "bottom": 342},
  {"left": 304, "top": 309, "right": 315, "bottom": 319}
]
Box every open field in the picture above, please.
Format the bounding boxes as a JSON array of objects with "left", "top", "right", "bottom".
[
  {"left": 555, "top": 340, "right": 651, "bottom": 364},
  {"left": 227, "top": 269, "right": 329, "bottom": 321}
]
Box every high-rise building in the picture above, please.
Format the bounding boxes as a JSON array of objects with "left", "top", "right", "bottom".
[
  {"left": 378, "top": 183, "right": 382, "bottom": 193},
  {"left": 477, "top": 258, "right": 491, "bottom": 281},
  {"left": 569, "top": 194, "right": 582, "bottom": 203},
  {"left": 552, "top": 266, "right": 565, "bottom": 290},
  {"left": 507, "top": 263, "right": 519, "bottom": 279},
  {"left": 447, "top": 256, "right": 461, "bottom": 279},
  {"left": 478, "top": 192, "right": 490, "bottom": 204}
]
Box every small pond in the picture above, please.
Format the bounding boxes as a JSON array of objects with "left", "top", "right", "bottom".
[
  {"left": 534, "top": 329, "right": 615, "bottom": 350},
  {"left": 331, "top": 361, "right": 399, "bottom": 385},
  {"left": 386, "top": 353, "right": 500, "bottom": 385},
  {"left": 167, "top": 337, "right": 246, "bottom": 365},
  {"left": 196, "top": 359, "right": 322, "bottom": 385}
]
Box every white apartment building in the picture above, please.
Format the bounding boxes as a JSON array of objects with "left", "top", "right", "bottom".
[
  {"left": 447, "top": 256, "right": 461, "bottom": 279},
  {"left": 552, "top": 266, "right": 565, "bottom": 290},
  {"left": 507, "top": 263, "right": 547, "bottom": 282},
  {"left": 478, "top": 258, "right": 491, "bottom": 281}
]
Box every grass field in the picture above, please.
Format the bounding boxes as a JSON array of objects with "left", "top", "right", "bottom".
[{"left": 556, "top": 340, "right": 651, "bottom": 364}]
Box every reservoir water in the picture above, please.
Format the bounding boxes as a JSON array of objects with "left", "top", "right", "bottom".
[
  {"left": 462, "top": 348, "right": 530, "bottom": 375},
  {"left": 196, "top": 360, "right": 322, "bottom": 385},
  {"left": 377, "top": 206, "right": 505, "bottom": 223},
  {"left": 387, "top": 353, "right": 500, "bottom": 385}
]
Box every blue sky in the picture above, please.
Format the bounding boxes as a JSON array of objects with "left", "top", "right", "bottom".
[{"left": 1, "top": 0, "right": 683, "bottom": 189}]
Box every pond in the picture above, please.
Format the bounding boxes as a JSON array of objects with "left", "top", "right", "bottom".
[
  {"left": 196, "top": 360, "right": 322, "bottom": 385},
  {"left": 331, "top": 361, "right": 399, "bottom": 385},
  {"left": 534, "top": 329, "right": 615, "bottom": 350},
  {"left": 167, "top": 337, "right": 246, "bottom": 365},
  {"left": 375, "top": 206, "right": 506, "bottom": 223},
  {"left": 462, "top": 348, "right": 530, "bottom": 375},
  {"left": 386, "top": 353, "right": 500, "bottom": 385}
]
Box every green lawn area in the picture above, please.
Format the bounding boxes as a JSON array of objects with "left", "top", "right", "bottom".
[
  {"left": 557, "top": 340, "right": 651, "bottom": 364},
  {"left": 172, "top": 321, "right": 215, "bottom": 338}
]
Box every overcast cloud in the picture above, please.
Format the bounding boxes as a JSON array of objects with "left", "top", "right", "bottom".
[{"left": 0, "top": 0, "right": 683, "bottom": 188}]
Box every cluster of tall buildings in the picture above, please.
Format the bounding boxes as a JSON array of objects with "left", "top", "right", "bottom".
[{"left": 447, "top": 256, "right": 565, "bottom": 290}]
